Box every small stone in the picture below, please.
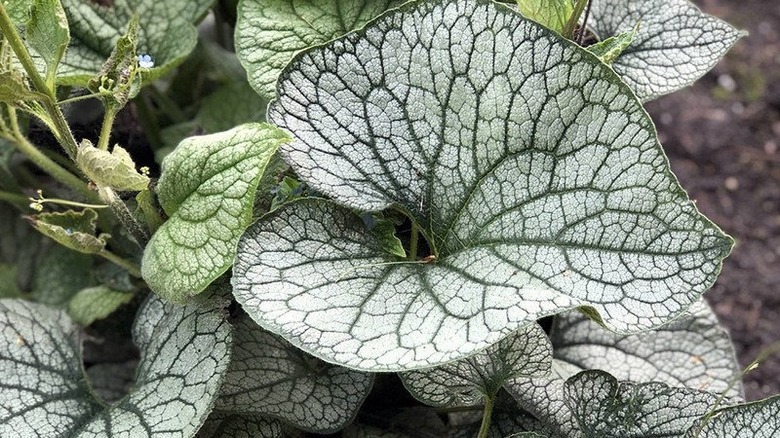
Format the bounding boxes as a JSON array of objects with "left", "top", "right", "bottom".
[{"left": 724, "top": 177, "right": 739, "bottom": 191}]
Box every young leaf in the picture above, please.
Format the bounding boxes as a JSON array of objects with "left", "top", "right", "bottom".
[
  {"left": 586, "top": 24, "right": 638, "bottom": 65},
  {"left": 215, "top": 315, "right": 374, "bottom": 433},
  {"left": 0, "top": 71, "right": 47, "bottom": 103},
  {"left": 26, "top": 208, "right": 111, "bottom": 255},
  {"left": 77, "top": 140, "right": 150, "bottom": 191},
  {"left": 516, "top": 0, "right": 573, "bottom": 34},
  {"left": 0, "top": 295, "right": 232, "bottom": 437},
  {"left": 234, "top": 0, "right": 732, "bottom": 371},
  {"left": 685, "top": 395, "right": 780, "bottom": 438},
  {"left": 67, "top": 285, "right": 134, "bottom": 325},
  {"left": 86, "top": 16, "right": 140, "bottom": 111},
  {"left": 26, "top": 0, "right": 69, "bottom": 90},
  {"left": 235, "top": 0, "right": 403, "bottom": 99},
  {"left": 588, "top": 0, "right": 746, "bottom": 100},
  {"left": 400, "top": 323, "right": 551, "bottom": 407},
  {"left": 141, "top": 123, "right": 290, "bottom": 302},
  {"left": 55, "top": 0, "right": 214, "bottom": 85},
  {"left": 564, "top": 370, "right": 718, "bottom": 437}
]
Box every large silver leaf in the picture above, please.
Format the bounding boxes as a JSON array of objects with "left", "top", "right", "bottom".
[
  {"left": 685, "top": 395, "right": 780, "bottom": 438},
  {"left": 0, "top": 296, "right": 232, "bottom": 437},
  {"left": 215, "top": 315, "right": 373, "bottom": 433},
  {"left": 589, "top": 0, "right": 745, "bottom": 100},
  {"left": 235, "top": 0, "right": 731, "bottom": 371}
]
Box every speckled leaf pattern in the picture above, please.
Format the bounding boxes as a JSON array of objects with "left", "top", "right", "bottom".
[
  {"left": 215, "top": 315, "right": 374, "bottom": 433},
  {"left": 55, "top": 0, "right": 215, "bottom": 85},
  {"left": 550, "top": 300, "right": 743, "bottom": 399},
  {"left": 197, "top": 413, "right": 284, "bottom": 438},
  {"left": 400, "top": 323, "right": 551, "bottom": 407},
  {"left": 564, "top": 370, "right": 718, "bottom": 437},
  {"left": 0, "top": 296, "right": 232, "bottom": 437},
  {"left": 142, "top": 123, "right": 289, "bottom": 302},
  {"left": 589, "top": 0, "right": 745, "bottom": 100},
  {"left": 685, "top": 395, "right": 780, "bottom": 437},
  {"left": 235, "top": 0, "right": 732, "bottom": 370},
  {"left": 235, "top": 0, "right": 402, "bottom": 99}
]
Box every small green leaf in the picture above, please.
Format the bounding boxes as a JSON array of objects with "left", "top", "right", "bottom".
[
  {"left": 0, "top": 71, "right": 47, "bottom": 103},
  {"left": 142, "top": 123, "right": 290, "bottom": 301},
  {"left": 686, "top": 395, "right": 780, "bottom": 437},
  {"left": 564, "top": 370, "right": 718, "bottom": 437},
  {"left": 86, "top": 16, "right": 140, "bottom": 111},
  {"left": 236, "top": 0, "right": 403, "bottom": 99},
  {"left": 76, "top": 140, "right": 150, "bottom": 191},
  {"left": 364, "top": 213, "right": 406, "bottom": 259},
  {"left": 67, "top": 285, "right": 134, "bottom": 325},
  {"left": 26, "top": 0, "right": 69, "bottom": 90},
  {"left": 400, "top": 324, "right": 551, "bottom": 407},
  {"left": 587, "top": 24, "right": 638, "bottom": 65},
  {"left": 56, "top": 0, "right": 214, "bottom": 85},
  {"left": 215, "top": 315, "right": 374, "bottom": 433},
  {"left": 589, "top": 0, "right": 746, "bottom": 100},
  {"left": 516, "top": 0, "right": 573, "bottom": 34},
  {"left": 0, "top": 294, "right": 233, "bottom": 437},
  {"left": 26, "top": 208, "right": 110, "bottom": 255}
]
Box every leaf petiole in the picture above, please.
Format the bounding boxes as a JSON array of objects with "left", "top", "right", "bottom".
[{"left": 477, "top": 393, "right": 495, "bottom": 438}]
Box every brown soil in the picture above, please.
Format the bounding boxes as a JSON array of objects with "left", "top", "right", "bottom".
[{"left": 645, "top": 0, "right": 780, "bottom": 400}]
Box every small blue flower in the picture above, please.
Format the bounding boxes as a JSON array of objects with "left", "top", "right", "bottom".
[{"left": 137, "top": 53, "right": 154, "bottom": 69}]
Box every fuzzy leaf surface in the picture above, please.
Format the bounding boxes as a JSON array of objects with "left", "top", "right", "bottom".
[
  {"left": 235, "top": 0, "right": 402, "bottom": 99},
  {"left": 685, "top": 395, "right": 780, "bottom": 438},
  {"left": 26, "top": 0, "right": 69, "bottom": 88},
  {"left": 516, "top": 0, "right": 573, "bottom": 34},
  {"left": 216, "top": 315, "right": 374, "bottom": 433},
  {"left": 400, "top": 323, "right": 551, "bottom": 407},
  {"left": 0, "top": 295, "right": 232, "bottom": 437},
  {"left": 235, "top": 0, "right": 732, "bottom": 371},
  {"left": 142, "top": 123, "right": 289, "bottom": 301},
  {"left": 589, "top": 0, "right": 745, "bottom": 100},
  {"left": 77, "top": 141, "right": 150, "bottom": 191},
  {"left": 55, "top": 0, "right": 214, "bottom": 85}
]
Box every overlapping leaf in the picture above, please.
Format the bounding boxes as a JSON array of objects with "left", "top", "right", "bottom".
[
  {"left": 234, "top": 0, "right": 732, "bottom": 370},
  {"left": 400, "top": 323, "right": 551, "bottom": 407},
  {"left": 235, "top": 0, "right": 403, "bottom": 99},
  {"left": 215, "top": 315, "right": 374, "bottom": 433},
  {"left": 197, "top": 413, "right": 284, "bottom": 438},
  {"left": 142, "top": 123, "right": 289, "bottom": 302},
  {"left": 588, "top": 0, "right": 745, "bottom": 100},
  {"left": 0, "top": 295, "right": 232, "bottom": 437},
  {"left": 685, "top": 395, "right": 780, "bottom": 438}
]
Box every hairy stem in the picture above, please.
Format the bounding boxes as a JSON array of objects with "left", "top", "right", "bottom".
[
  {"left": 98, "top": 186, "right": 149, "bottom": 246},
  {"left": 97, "top": 109, "right": 117, "bottom": 150}
]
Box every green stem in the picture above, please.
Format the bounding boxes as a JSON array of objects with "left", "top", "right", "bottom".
[
  {"left": 564, "top": 0, "right": 590, "bottom": 40},
  {"left": 98, "top": 249, "right": 142, "bottom": 278},
  {"left": 0, "top": 5, "right": 79, "bottom": 159},
  {"left": 97, "top": 109, "right": 117, "bottom": 150},
  {"left": 0, "top": 190, "right": 29, "bottom": 206},
  {"left": 409, "top": 221, "right": 419, "bottom": 260},
  {"left": 58, "top": 91, "right": 110, "bottom": 106},
  {"left": 98, "top": 186, "right": 149, "bottom": 246},
  {"left": 477, "top": 394, "right": 495, "bottom": 438},
  {"left": 7, "top": 107, "right": 97, "bottom": 202}
]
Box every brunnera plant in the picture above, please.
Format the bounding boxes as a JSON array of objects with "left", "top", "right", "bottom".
[{"left": 0, "top": 0, "right": 778, "bottom": 437}]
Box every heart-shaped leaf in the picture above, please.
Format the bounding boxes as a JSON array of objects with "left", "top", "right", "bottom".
[
  {"left": 0, "top": 294, "right": 232, "bottom": 437},
  {"left": 234, "top": 0, "right": 732, "bottom": 371},
  {"left": 588, "top": 0, "right": 745, "bottom": 100},
  {"left": 400, "top": 323, "right": 551, "bottom": 407},
  {"left": 215, "top": 315, "right": 374, "bottom": 433},
  {"left": 54, "top": 0, "right": 214, "bottom": 85},
  {"left": 235, "top": 0, "right": 403, "bottom": 99},
  {"left": 142, "top": 123, "right": 289, "bottom": 302},
  {"left": 564, "top": 370, "right": 718, "bottom": 437}
]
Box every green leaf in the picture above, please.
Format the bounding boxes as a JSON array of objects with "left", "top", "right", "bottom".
[
  {"left": 86, "top": 16, "right": 140, "bottom": 111},
  {"left": 586, "top": 24, "right": 637, "bottom": 65},
  {"left": 505, "top": 300, "right": 743, "bottom": 437},
  {"left": 77, "top": 140, "right": 150, "bottom": 191},
  {"left": 686, "top": 395, "right": 780, "bottom": 438},
  {"left": 588, "top": 0, "right": 746, "bottom": 100},
  {"left": 564, "top": 370, "right": 718, "bottom": 437},
  {"left": 198, "top": 413, "right": 284, "bottom": 438},
  {"left": 55, "top": 0, "right": 215, "bottom": 85},
  {"left": 67, "top": 285, "right": 134, "bottom": 325},
  {"left": 0, "top": 294, "right": 232, "bottom": 437},
  {"left": 400, "top": 323, "right": 551, "bottom": 407},
  {"left": 26, "top": 208, "right": 110, "bottom": 254},
  {"left": 215, "top": 315, "right": 374, "bottom": 433},
  {"left": 142, "top": 123, "right": 290, "bottom": 301},
  {"left": 235, "top": 0, "right": 403, "bottom": 99},
  {"left": 516, "top": 0, "right": 573, "bottom": 34},
  {"left": 26, "top": 0, "right": 69, "bottom": 89},
  {"left": 234, "top": 0, "right": 732, "bottom": 371},
  {"left": 197, "top": 81, "right": 268, "bottom": 133},
  {"left": 0, "top": 71, "right": 47, "bottom": 103},
  {"left": 0, "top": 264, "right": 24, "bottom": 298},
  {"left": 30, "top": 244, "right": 93, "bottom": 305}
]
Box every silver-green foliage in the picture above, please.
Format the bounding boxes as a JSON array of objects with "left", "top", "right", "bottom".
[{"left": 233, "top": 0, "right": 732, "bottom": 371}]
